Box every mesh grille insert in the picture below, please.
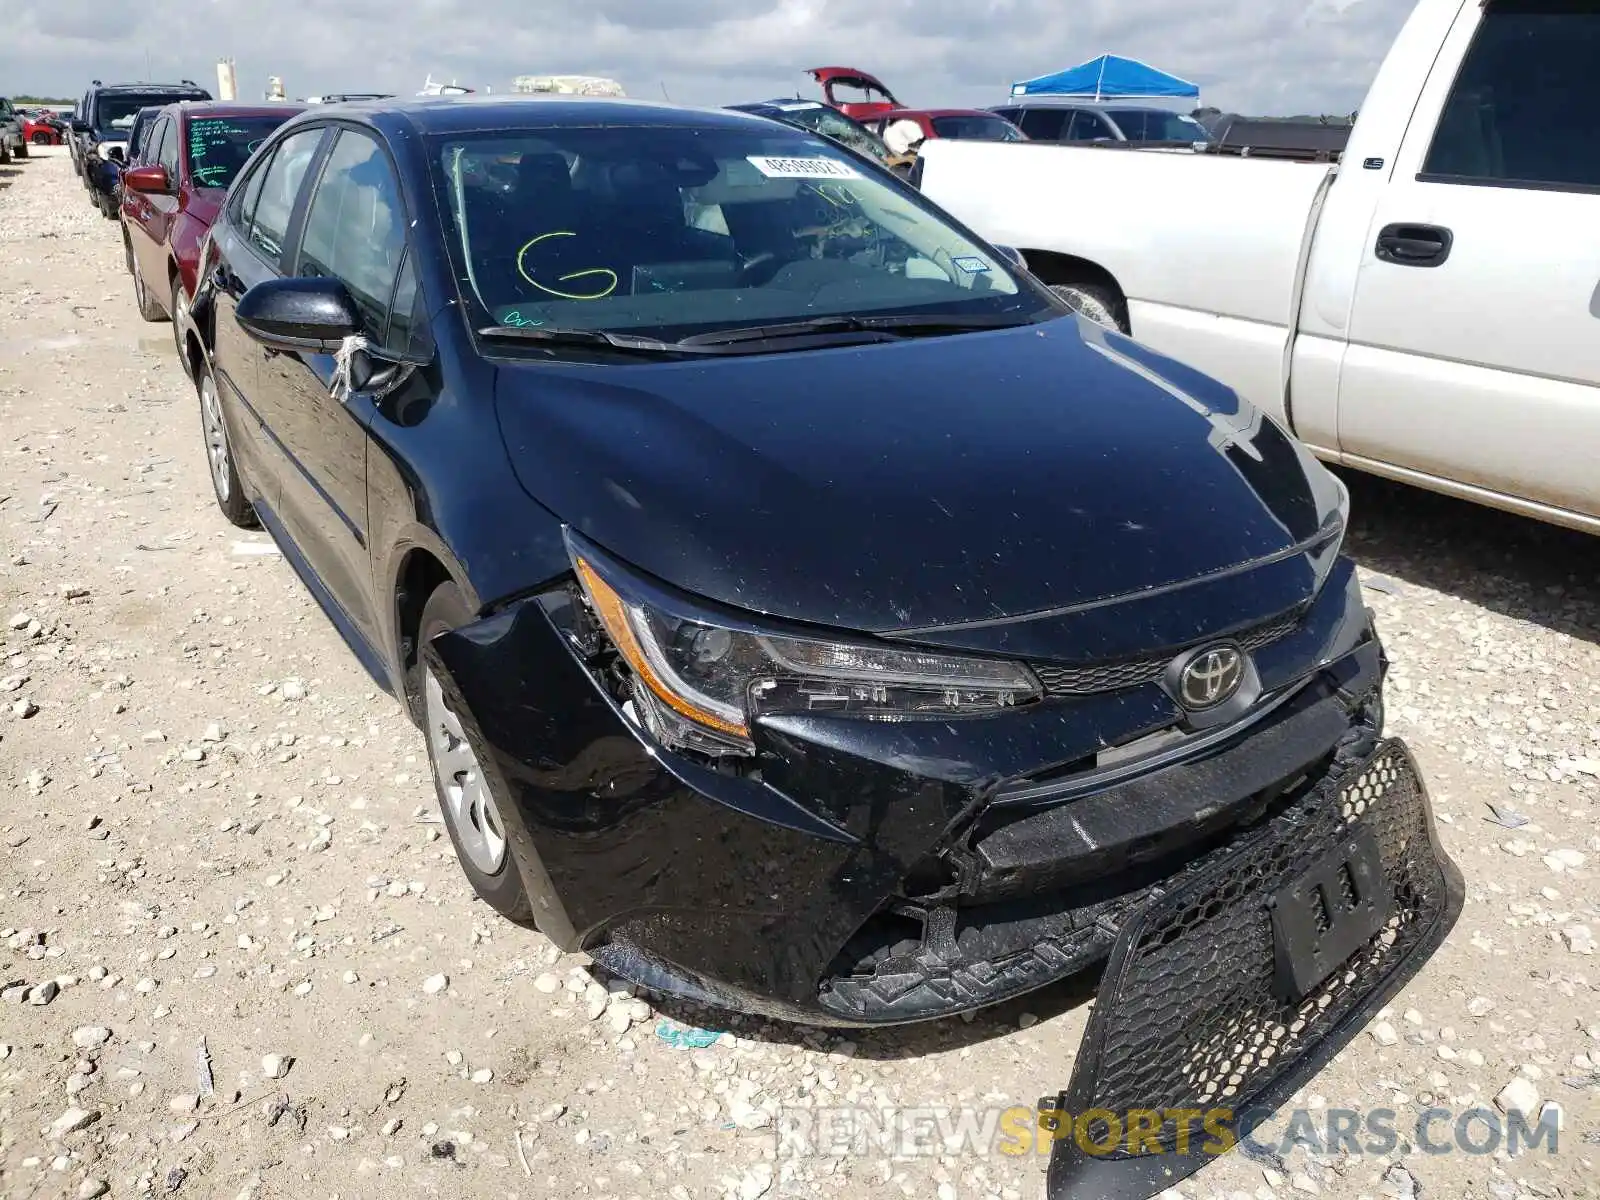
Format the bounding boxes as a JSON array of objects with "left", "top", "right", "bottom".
[{"left": 1030, "top": 609, "right": 1303, "bottom": 697}]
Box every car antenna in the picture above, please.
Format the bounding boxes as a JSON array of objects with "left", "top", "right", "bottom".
[{"left": 660, "top": 81, "right": 672, "bottom": 102}]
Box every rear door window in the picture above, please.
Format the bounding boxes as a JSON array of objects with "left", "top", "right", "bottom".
[
  {"left": 1018, "top": 108, "right": 1068, "bottom": 140},
  {"left": 1066, "top": 111, "right": 1114, "bottom": 141},
  {"left": 1421, "top": 0, "right": 1600, "bottom": 190}
]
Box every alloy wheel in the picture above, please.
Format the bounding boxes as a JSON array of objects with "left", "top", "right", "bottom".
[
  {"left": 424, "top": 668, "right": 507, "bottom": 875},
  {"left": 199, "top": 371, "right": 230, "bottom": 503}
]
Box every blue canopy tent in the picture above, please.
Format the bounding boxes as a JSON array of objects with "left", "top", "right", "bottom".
[{"left": 1010, "top": 54, "right": 1199, "bottom": 101}]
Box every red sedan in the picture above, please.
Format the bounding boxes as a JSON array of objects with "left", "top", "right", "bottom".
[
  {"left": 867, "top": 108, "right": 1026, "bottom": 155},
  {"left": 119, "top": 101, "right": 305, "bottom": 370}
]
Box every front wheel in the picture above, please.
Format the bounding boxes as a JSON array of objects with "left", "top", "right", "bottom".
[
  {"left": 30, "top": 132, "right": 52, "bottom": 146},
  {"left": 131, "top": 251, "right": 166, "bottom": 322},
  {"left": 195, "top": 362, "right": 256, "bottom": 528},
  {"left": 14, "top": 141, "right": 27, "bottom": 159},
  {"left": 413, "top": 581, "right": 534, "bottom": 926}
]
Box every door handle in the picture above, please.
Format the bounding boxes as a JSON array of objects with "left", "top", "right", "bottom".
[{"left": 1375, "top": 223, "right": 1453, "bottom": 268}]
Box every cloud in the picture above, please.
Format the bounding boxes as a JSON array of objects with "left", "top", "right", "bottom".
[{"left": 6, "top": 0, "right": 1408, "bottom": 115}]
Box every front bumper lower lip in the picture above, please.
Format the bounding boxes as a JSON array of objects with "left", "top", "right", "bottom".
[{"left": 1042, "top": 736, "right": 1463, "bottom": 1200}]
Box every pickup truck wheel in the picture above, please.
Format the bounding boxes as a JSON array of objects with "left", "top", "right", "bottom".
[
  {"left": 414, "top": 581, "right": 536, "bottom": 927},
  {"left": 14, "top": 142, "right": 28, "bottom": 160},
  {"left": 1049, "top": 282, "right": 1130, "bottom": 335}
]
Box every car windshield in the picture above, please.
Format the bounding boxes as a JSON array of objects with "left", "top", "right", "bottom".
[
  {"left": 773, "top": 105, "right": 890, "bottom": 163},
  {"left": 1105, "top": 109, "right": 1211, "bottom": 142},
  {"left": 930, "top": 115, "right": 1023, "bottom": 141},
  {"left": 435, "top": 123, "right": 1053, "bottom": 342},
  {"left": 186, "top": 115, "right": 293, "bottom": 189},
  {"left": 97, "top": 95, "right": 186, "bottom": 132}
]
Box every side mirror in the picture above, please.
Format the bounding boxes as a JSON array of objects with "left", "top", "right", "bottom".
[
  {"left": 71, "top": 119, "right": 89, "bottom": 133},
  {"left": 236, "top": 276, "right": 361, "bottom": 353},
  {"left": 107, "top": 145, "right": 126, "bottom": 164},
  {"left": 122, "top": 164, "right": 169, "bottom": 194},
  {"left": 993, "top": 245, "right": 1028, "bottom": 270}
]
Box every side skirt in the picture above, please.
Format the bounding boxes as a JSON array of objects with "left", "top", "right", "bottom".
[{"left": 250, "top": 497, "right": 395, "bottom": 698}]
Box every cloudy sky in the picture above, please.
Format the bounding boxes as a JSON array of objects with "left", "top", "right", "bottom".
[{"left": 9, "top": 0, "right": 1409, "bottom": 115}]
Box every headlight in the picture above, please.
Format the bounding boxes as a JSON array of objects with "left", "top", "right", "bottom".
[{"left": 568, "top": 535, "right": 1042, "bottom": 758}]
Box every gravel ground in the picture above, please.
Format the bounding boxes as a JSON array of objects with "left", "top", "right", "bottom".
[{"left": 2, "top": 148, "right": 1597, "bottom": 1200}]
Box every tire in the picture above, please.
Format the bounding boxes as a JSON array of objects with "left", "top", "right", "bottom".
[
  {"left": 171, "top": 275, "right": 189, "bottom": 365},
  {"left": 195, "top": 361, "right": 257, "bottom": 529},
  {"left": 30, "top": 131, "right": 52, "bottom": 146},
  {"left": 121, "top": 229, "right": 134, "bottom": 276},
  {"left": 14, "top": 141, "right": 27, "bottom": 159},
  {"left": 131, "top": 251, "right": 167, "bottom": 322},
  {"left": 1048, "top": 281, "right": 1130, "bottom": 335},
  {"left": 413, "top": 581, "right": 535, "bottom": 925}
]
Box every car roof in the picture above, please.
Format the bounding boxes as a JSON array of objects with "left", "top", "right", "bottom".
[
  {"left": 297, "top": 94, "right": 774, "bottom": 137},
  {"left": 93, "top": 81, "right": 209, "bottom": 96},
  {"left": 167, "top": 101, "right": 308, "bottom": 120},
  {"left": 880, "top": 108, "right": 1011, "bottom": 120}
]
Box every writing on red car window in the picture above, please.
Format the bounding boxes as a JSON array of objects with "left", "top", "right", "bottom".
[{"left": 189, "top": 119, "right": 254, "bottom": 186}]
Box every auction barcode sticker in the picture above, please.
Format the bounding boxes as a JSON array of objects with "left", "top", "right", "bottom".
[{"left": 747, "top": 156, "right": 861, "bottom": 180}]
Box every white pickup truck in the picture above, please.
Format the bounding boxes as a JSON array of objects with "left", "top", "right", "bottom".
[{"left": 917, "top": 0, "right": 1600, "bottom": 535}]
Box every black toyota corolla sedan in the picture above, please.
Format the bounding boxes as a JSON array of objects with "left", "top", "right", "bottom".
[{"left": 184, "top": 95, "right": 1459, "bottom": 1195}]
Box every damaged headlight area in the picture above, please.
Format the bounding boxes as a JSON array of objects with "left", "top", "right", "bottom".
[{"left": 566, "top": 531, "right": 1042, "bottom": 758}]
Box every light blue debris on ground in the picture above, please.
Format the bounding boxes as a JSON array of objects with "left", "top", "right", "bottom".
[{"left": 655, "top": 1019, "right": 722, "bottom": 1049}]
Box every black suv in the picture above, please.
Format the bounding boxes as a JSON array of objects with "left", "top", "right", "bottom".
[{"left": 72, "top": 79, "right": 211, "bottom": 217}]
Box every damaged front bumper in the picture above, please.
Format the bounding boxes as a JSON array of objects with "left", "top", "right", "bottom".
[
  {"left": 419, "top": 554, "right": 1440, "bottom": 1033},
  {"left": 1042, "top": 736, "right": 1462, "bottom": 1199}
]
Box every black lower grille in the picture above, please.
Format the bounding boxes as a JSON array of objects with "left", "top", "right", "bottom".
[
  {"left": 1046, "top": 737, "right": 1461, "bottom": 1198},
  {"left": 1031, "top": 609, "right": 1303, "bottom": 697}
]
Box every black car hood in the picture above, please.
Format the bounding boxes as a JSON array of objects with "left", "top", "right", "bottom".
[{"left": 493, "top": 316, "right": 1340, "bottom": 645}]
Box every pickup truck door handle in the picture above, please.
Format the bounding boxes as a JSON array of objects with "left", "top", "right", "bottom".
[{"left": 1375, "top": 223, "right": 1453, "bottom": 268}]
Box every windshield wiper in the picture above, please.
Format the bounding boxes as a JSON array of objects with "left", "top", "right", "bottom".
[
  {"left": 677, "top": 312, "right": 1042, "bottom": 347},
  {"left": 477, "top": 325, "right": 724, "bottom": 356}
]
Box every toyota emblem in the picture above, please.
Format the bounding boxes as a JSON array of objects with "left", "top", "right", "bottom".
[{"left": 1176, "top": 645, "right": 1246, "bottom": 710}]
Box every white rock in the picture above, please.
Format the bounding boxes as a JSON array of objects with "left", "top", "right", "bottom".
[
  {"left": 533, "top": 973, "right": 560, "bottom": 994},
  {"left": 736, "top": 1163, "right": 774, "bottom": 1200},
  {"left": 169, "top": 1094, "right": 199, "bottom": 1113},
  {"left": 1369, "top": 1021, "right": 1399, "bottom": 1047},
  {"left": 422, "top": 973, "right": 449, "bottom": 995},
  {"left": 281, "top": 679, "right": 306, "bottom": 701},
  {"left": 202, "top": 723, "right": 226, "bottom": 743},
  {"left": 51, "top": 1108, "right": 99, "bottom": 1135},
  {"left": 78, "top": 1180, "right": 110, "bottom": 1199},
  {"left": 1494, "top": 1075, "right": 1540, "bottom": 1116},
  {"left": 261, "top": 1054, "right": 291, "bottom": 1080},
  {"left": 584, "top": 981, "right": 609, "bottom": 1020},
  {"left": 1560, "top": 924, "right": 1595, "bottom": 954},
  {"left": 470, "top": 1068, "right": 493, "bottom": 1084},
  {"left": 71, "top": 1026, "right": 111, "bottom": 1049}
]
